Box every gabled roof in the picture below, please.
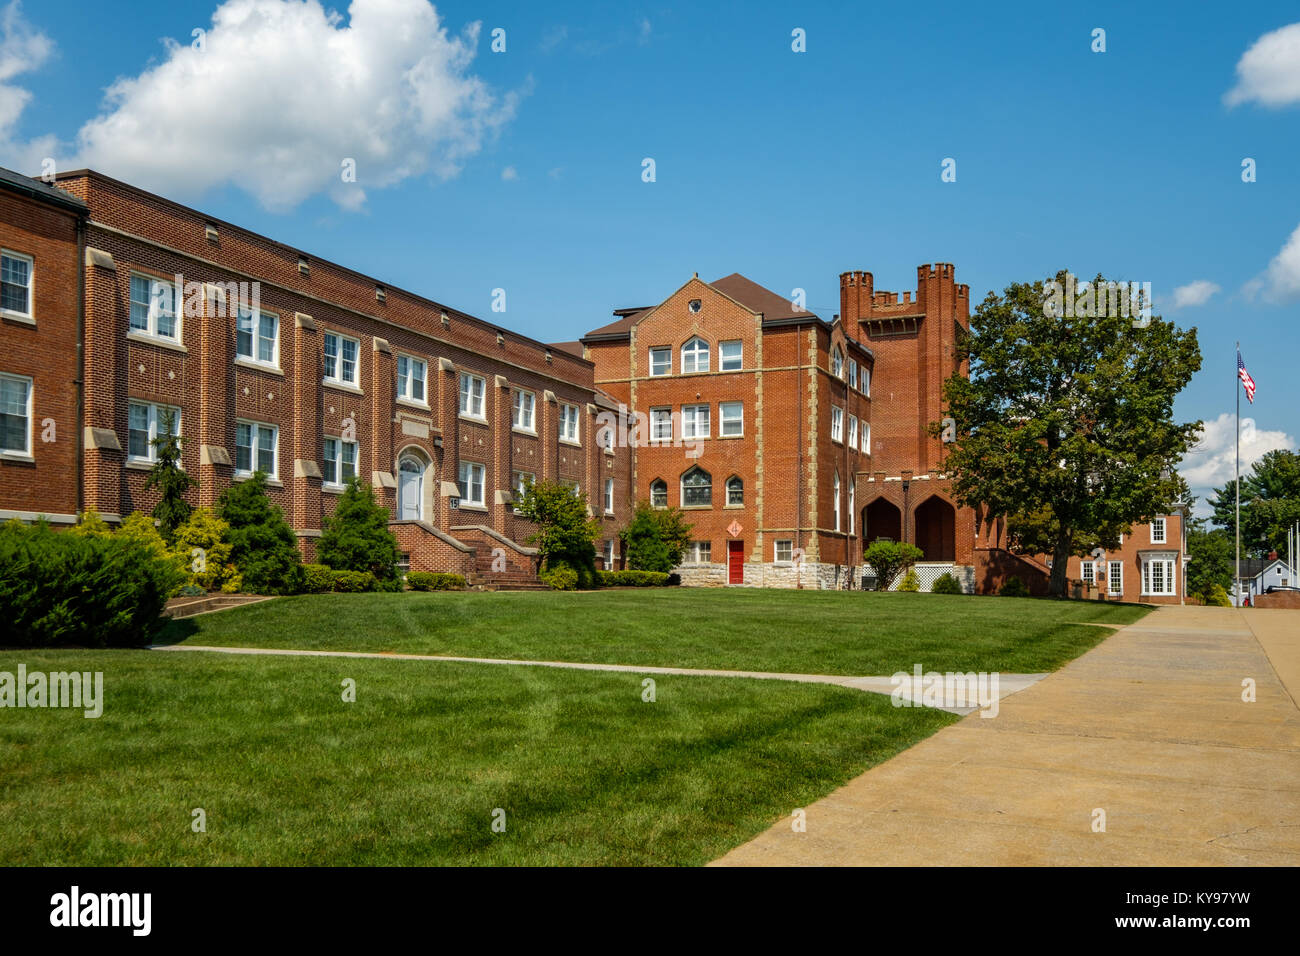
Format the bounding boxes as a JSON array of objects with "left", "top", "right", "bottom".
[
  {"left": 709, "top": 273, "right": 814, "bottom": 322},
  {"left": 548, "top": 340, "right": 585, "bottom": 358}
]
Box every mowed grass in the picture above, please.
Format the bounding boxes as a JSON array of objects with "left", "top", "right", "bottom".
[
  {"left": 0, "top": 649, "right": 953, "bottom": 866},
  {"left": 160, "top": 589, "right": 1151, "bottom": 675}
]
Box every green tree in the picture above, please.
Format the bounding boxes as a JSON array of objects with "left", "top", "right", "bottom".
[
  {"left": 144, "top": 409, "right": 193, "bottom": 541},
  {"left": 317, "top": 478, "right": 401, "bottom": 589},
  {"left": 515, "top": 480, "right": 601, "bottom": 586},
  {"left": 864, "top": 540, "right": 923, "bottom": 591},
  {"left": 1209, "top": 449, "right": 1300, "bottom": 558},
  {"left": 1185, "top": 517, "right": 1234, "bottom": 603},
  {"left": 620, "top": 501, "right": 693, "bottom": 573},
  {"left": 217, "top": 472, "right": 304, "bottom": 594},
  {"left": 171, "top": 507, "right": 241, "bottom": 593},
  {"left": 937, "top": 271, "right": 1201, "bottom": 597}
]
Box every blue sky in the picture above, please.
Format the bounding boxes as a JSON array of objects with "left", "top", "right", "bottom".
[{"left": 3, "top": 0, "right": 1298, "bottom": 511}]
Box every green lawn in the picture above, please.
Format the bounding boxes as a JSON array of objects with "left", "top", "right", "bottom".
[
  {"left": 160, "top": 589, "right": 1151, "bottom": 675},
  {"left": 0, "top": 648, "right": 952, "bottom": 866}
]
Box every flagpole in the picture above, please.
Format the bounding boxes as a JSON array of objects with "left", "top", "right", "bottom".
[{"left": 1235, "top": 342, "right": 1241, "bottom": 607}]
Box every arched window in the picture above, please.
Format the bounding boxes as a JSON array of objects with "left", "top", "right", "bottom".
[
  {"left": 681, "top": 466, "right": 712, "bottom": 506},
  {"left": 831, "top": 346, "right": 844, "bottom": 379},
  {"left": 650, "top": 478, "right": 668, "bottom": 508},
  {"left": 726, "top": 475, "right": 743, "bottom": 506},
  {"left": 681, "top": 336, "right": 710, "bottom": 374},
  {"left": 833, "top": 471, "right": 841, "bottom": 532}
]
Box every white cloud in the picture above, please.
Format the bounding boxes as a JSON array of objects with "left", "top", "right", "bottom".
[
  {"left": 637, "top": 18, "right": 652, "bottom": 44},
  {"left": 1180, "top": 412, "right": 1295, "bottom": 515},
  {"left": 73, "top": 0, "right": 522, "bottom": 211},
  {"left": 538, "top": 25, "right": 567, "bottom": 53},
  {"left": 0, "top": 1, "right": 58, "bottom": 172},
  {"left": 1169, "top": 280, "right": 1221, "bottom": 309},
  {"left": 1245, "top": 222, "right": 1300, "bottom": 302},
  {"left": 500, "top": 165, "right": 517, "bottom": 181},
  {"left": 1225, "top": 22, "right": 1300, "bottom": 108}
]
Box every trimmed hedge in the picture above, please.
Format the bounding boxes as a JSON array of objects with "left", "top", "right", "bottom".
[
  {"left": 330, "top": 570, "right": 378, "bottom": 593},
  {"left": 597, "top": 570, "right": 671, "bottom": 587},
  {"left": 303, "top": 564, "right": 334, "bottom": 594},
  {"left": 406, "top": 572, "right": 466, "bottom": 591},
  {"left": 0, "top": 520, "right": 185, "bottom": 647},
  {"left": 540, "top": 564, "right": 579, "bottom": 591}
]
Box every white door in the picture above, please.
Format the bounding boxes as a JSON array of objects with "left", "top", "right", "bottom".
[{"left": 399, "top": 457, "right": 423, "bottom": 520}]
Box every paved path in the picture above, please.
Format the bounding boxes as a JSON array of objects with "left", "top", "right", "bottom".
[
  {"left": 712, "top": 605, "right": 1300, "bottom": 865},
  {"left": 154, "top": 643, "right": 1044, "bottom": 715}
]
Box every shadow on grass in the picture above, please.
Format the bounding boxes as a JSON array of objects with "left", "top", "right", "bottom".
[{"left": 150, "top": 617, "right": 199, "bottom": 647}]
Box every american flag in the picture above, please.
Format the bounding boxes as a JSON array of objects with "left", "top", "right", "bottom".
[{"left": 1238, "top": 350, "right": 1256, "bottom": 404}]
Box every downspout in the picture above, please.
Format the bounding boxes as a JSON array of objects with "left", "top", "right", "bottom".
[
  {"left": 795, "top": 319, "right": 803, "bottom": 587},
  {"left": 75, "top": 213, "right": 86, "bottom": 518}
]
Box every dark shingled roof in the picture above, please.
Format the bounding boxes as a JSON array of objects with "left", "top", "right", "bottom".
[
  {"left": 0, "top": 166, "right": 87, "bottom": 213},
  {"left": 709, "top": 273, "right": 817, "bottom": 322},
  {"left": 548, "top": 340, "right": 585, "bottom": 358}
]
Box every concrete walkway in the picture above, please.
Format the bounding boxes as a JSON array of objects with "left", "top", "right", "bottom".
[
  {"left": 712, "top": 605, "right": 1300, "bottom": 866},
  {"left": 154, "top": 643, "right": 1044, "bottom": 715}
]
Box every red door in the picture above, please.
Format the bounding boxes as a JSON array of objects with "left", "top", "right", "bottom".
[{"left": 728, "top": 540, "right": 744, "bottom": 585}]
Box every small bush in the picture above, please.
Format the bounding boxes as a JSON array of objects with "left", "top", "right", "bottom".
[
  {"left": 407, "top": 571, "right": 467, "bottom": 591},
  {"left": 666, "top": 573, "right": 681, "bottom": 587},
  {"left": 540, "top": 564, "right": 579, "bottom": 591},
  {"left": 1204, "top": 583, "right": 1231, "bottom": 607},
  {"left": 171, "top": 507, "right": 240, "bottom": 593},
  {"left": 176, "top": 584, "right": 206, "bottom": 597},
  {"left": 317, "top": 478, "right": 401, "bottom": 587},
  {"left": 931, "top": 572, "right": 963, "bottom": 595},
  {"left": 330, "top": 570, "right": 377, "bottom": 592},
  {"left": 897, "top": 569, "right": 921, "bottom": 592},
  {"left": 302, "top": 564, "right": 334, "bottom": 594},
  {"left": 999, "top": 576, "right": 1030, "bottom": 597},
  {"left": 0, "top": 519, "right": 185, "bottom": 647},
  {"left": 598, "top": 569, "right": 671, "bottom": 587},
  {"left": 218, "top": 473, "right": 304, "bottom": 595}
]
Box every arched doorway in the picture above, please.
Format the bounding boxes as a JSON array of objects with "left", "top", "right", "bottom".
[
  {"left": 865, "top": 497, "right": 902, "bottom": 545},
  {"left": 913, "top": 495, "right": 956, "bottom": 561},
  {"left": 398, "top": 453, "right": 427, "bottom": 521}
]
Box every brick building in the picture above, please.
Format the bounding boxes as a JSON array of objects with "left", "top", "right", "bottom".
[
  {"left": 0, "top": 167, "right": 630, "bottom": 584},
  {"left": 0, "top": 165, "right": 1186, "bottom": 598},
  {"left": 582, "top": 266, "right": 1188, "bottom": 600}
]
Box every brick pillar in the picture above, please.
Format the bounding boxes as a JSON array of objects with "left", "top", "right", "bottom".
[
  {"left": 436, "top": 357, "right": 459, "bottom": 530},
  {"left": 81, "top": 248, "right": 123, "bottom": 518},
  {"left": 492, "top": 375, "right": 511, "bottom": 533},
  {"left": 370, "top": 337, "right": 396, "bottom": 515},
  {"left": 197, "top": 283, "right": 234, "bottom": 508},
  {"left": 291, "top": 312, "right": 322, "bottom": 532},
  {"left": 540, "top": 389, "right": 557, "bottom": 481}
]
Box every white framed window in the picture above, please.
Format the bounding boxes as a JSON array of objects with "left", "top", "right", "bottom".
[
  {"left": 127, "top": 400, "right": 181, "bottom": 462},
  {"left": 650, "top": 478, "right": 668, "bottom": 508},
  {"left": 649, "top": 347, "right": 671, "bottom": 377},
  {"left": 603, "top": 538, "right": 615, "bottom": 568},
  {"left": 650, "top": 406, "right": 673, "bottom": 442},
  {"left": 559, "top": 403, "right": 580, "bottom": 443},
  {"left": 604, "top": 477, "right": 615, "bottom": 514},
  {"left": 512, "top": 389, "right": 536, "bottom": 431},
  {"left": 681, "top": 466, "right": 712, "bottom": 506},
  {"left": 775, "top": 539, "right": 794, "bottom": 563},
  {"left": 862, "top": 421, "right": 871, "bottom": 454},
  {"left": 236, "top": 306, "right": 278, "bottom": 366},
  {"left": 235, "top": 420, "right": 278, "bottom": 477},
  {"left": 720, "top": 340, "right": 743, "bottom": 371},
  {"left": 457, "top": 461, "right": 485, "bottom": 506},
  {"left": 0, "top": 373, "right": 32, "bottom": 454},
  {"left": 833, "top": 472, "right": 841, "bottom": 532},
  {"left": 323, "top": 332, "right": 359, "bottom": 386},
  {"left": 681, "top": 336, "right": 709, "bottom": 374},
  {"left": 322, "top": 436, "right": 358, "bottom": 486},
  {"left": 1150, "top": 518, "right": 1166, "bottom": 544},
  {"left": 862, "top": 367, "right": 871, "bottom": 397},
  {"left": 560, "top": 479, "right": 580, "bottom": 497},
  {"left": 1, "top": 250, "right": 33, "bottom": 319},
  {"left": 686, "top": 540, "right": 711, "bottom": 563},
  {"left": 848, "top": 360, "right": 858, "bottom": 389},
  {"left": 129, "top": 273, "right": 178, "bottom": 340},
  {"left": 396, "top": 355, "right": 426, "bottom": 403},
  {"left": 459, "top": 372, "right": 486, "bottom": 419},
  {"left": 720, "top": 401, "right": 743, "bottom": 437},
  {"left": 512, "top": 470, "right": 535, "bottom": 498},
  {"left": 1108, "top": 560, "right": 1123, "bottom": 595},
  {"left": 726, "top": 475, "right": 743, "bottom": 506},
  {"left": 848, "top": 415, "right": 858, "bottom": 450},
  {"left": 600, "top": 422, "right": 614, "bottom": 450},
  {"left": 849, "top": 483, "right": 855, "bottom": 535},
  {"left": 682, "top": 404, "right": 710, "bottom": 440},
  {"left": 831, "top": 406, "right": 844, "bottom": 442},
  {"left": 1142, "top": 556, "right": 1177, "bottom": 596},
  {"left": 1081, "top": 561, "right": 1095, "bottom": 586},
  {"left": 831, "top": 347, "right": 844, "bottom": 378}
]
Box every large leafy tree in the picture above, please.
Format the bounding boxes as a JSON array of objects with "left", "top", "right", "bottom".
[
  {"left": 514, "top": 479, "right": 601, "bottom": 586},
  {"left": 1185, "top": 515, "right": 1234, "bottom": 602},
  {"left": 938, "top": 271, "right": 1201, "bottom": 597},
  {"left": 621, "top": 502, "right": 692, "bottom": 572},
  {"left": 1208, "top": 449, "right": 1300, "bottom": 558}
]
